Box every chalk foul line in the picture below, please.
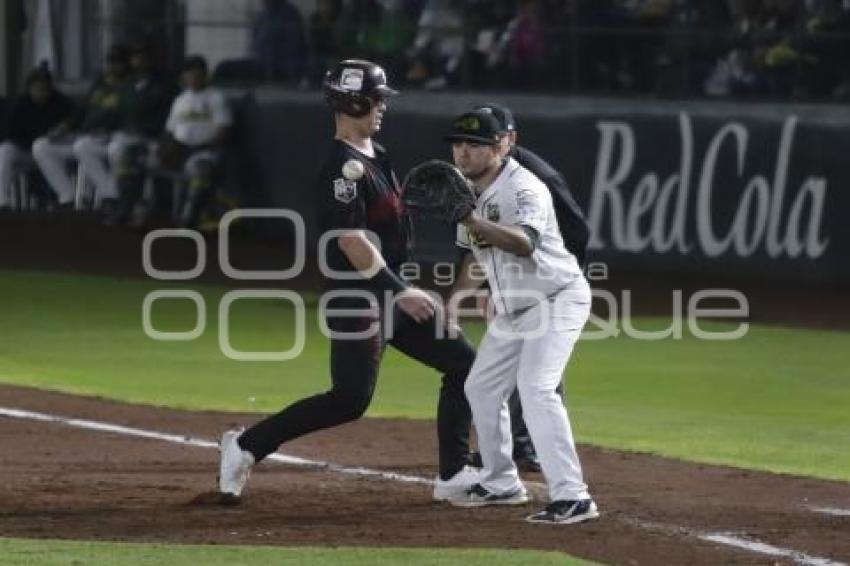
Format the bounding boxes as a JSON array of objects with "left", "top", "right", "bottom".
[{"left": 0, "top": 406, "right": 843, "bottom": 566}]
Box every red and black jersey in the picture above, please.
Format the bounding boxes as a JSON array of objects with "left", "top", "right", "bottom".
[{"left": 316, "top": 140, "right": 410, "bottom": 288}]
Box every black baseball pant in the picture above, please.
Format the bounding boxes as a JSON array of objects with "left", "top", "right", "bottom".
[{"left": 237, "top": 293, "right": 476, "bottom": 480}]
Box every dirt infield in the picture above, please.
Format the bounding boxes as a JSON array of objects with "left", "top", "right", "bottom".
[{"left": 1, "top": 384, "right": 848, "bottom": 564}]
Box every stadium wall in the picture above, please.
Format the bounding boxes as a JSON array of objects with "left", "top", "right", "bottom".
[{"left": 239, "top": 90, "right": 849, "bottom": 285}]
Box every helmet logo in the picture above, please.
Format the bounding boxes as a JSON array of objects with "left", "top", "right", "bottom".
[{"left": 340, "top": 68, "right": 364, "bottom": 92}]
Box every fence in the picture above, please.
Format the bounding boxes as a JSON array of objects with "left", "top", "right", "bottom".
[{"left": 37, "top": 0, "right": 848, "bottom": 102}]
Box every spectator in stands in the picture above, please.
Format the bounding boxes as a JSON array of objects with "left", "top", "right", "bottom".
[
  {"left": 106, "top": 41, "right": 178, "bottom": 226},
  {"left": 703, "top": 0, "right": 764, "bottom": 96},
  {"left": 0, "top": 65, "right": 74, "bottom": 211},
  {"left": 801, "top": 0, "right": 850, "bottom": 96},
  {"left": 363, "top": 0, "right": 422, "bottom": 78},
  {"left": 32, "top": 44, "right": 132, "bottom": 208},
  {"left": 160, "top": 55, "right": 232, "bottom": 229},
  {"left": 309, "top": 0, "right": 344, "bottom": 84},
  {"left": 334, "top": 0, "right": 385, "bottom": 60},
  {"left": 464, "top": 0, "right": 514, "bottom": 87},
  {"left": 251, "top": 0, "right": 309, "bottom": 84},
  {"left": 405, "top": 0, "right": 465, "bottom": 90},
  {"left": 503, "top": 0, "right": 548, "bottom": 87},
  {"left": 655, "top": 0, "right": 733, "bottom": 94},
  {"left": 613, "top": 0, "right": 674, "bottom": 91},
  {"left": 752, "top": 0, "right": 807, "bottom": 95},
  {"left": 537, "top": 0, "right": 581, "bottom": 89}
]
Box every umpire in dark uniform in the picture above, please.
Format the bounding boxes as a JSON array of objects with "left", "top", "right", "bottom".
[
  {"left": 219, "top": 60, "right": 480, "bottom": 502},
  {"left": 471, "top": 102, "right": 590, "bottom": 472}
]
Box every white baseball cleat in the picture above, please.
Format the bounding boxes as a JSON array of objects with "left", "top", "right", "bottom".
[
  {"left": 218, "top": 429, "right": 255, "bottom": 499},
  {"left": 433, "top": 465, "right": 480, "bottom": 501},
  {"left": 449, "top": 483, "right": 530, "bottom": 508}
]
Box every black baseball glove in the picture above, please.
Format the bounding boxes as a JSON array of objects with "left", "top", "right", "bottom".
[{"left": 402, "top": 160, "right": 476, "bottom": 223}]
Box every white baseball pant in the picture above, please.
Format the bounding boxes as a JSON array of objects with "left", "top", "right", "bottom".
[
  {"left": 0, "top": 142, "right": 33, "bottom": 208},
  {"left": 465, "top": 277, "right": 592, "bottom": 502},
  {"left": 32, "top": 134, "right": 122, "bottom": 205}
]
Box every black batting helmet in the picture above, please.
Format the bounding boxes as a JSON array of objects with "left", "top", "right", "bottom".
[{"left": 322, "top": 59, "right": 398, "bottom": 118}]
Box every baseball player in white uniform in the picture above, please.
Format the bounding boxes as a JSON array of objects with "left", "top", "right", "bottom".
[{"left": 444, "top": 110, "right": 598, "bottom": 524}]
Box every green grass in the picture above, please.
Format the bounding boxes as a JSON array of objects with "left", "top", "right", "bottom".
[
  {"left": 1, "top": 270, "right": 848, "bottom": 481},
  {"left": 0, "top": 538, "right": 586, "bottom": 566}
]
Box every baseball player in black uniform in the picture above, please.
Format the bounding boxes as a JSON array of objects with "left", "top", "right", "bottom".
[
  {"left": 470, "top": 103, "right": 590, "bottom": 473},
  {"left": 219, "top": 59, "right": 480, "bottom": 502}
]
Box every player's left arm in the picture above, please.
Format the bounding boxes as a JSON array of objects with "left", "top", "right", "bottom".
[
  {"left": 460, "top": 214, "right": 535, "bottom": 256},
  {"left": 460, "top": 181, "right": 546, "bottom": 257}
]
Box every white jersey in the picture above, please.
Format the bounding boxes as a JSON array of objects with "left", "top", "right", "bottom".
[
  {"left": 456, "top": 157, "right": 583, "bottom": 315},
  {"left": 165, "top": 88, "right": 232, "bottom": 147}
]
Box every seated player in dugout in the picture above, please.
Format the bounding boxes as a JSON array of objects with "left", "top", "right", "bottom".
[
  {"left": 160, "top": 55, "right": 232, "bottom": 229},
  {"left": 466, "top": 102, "right": 591, "bottom": 472},
  {"left": 31, "top": 44, "right": 132, "bottom": 209},
  {"left": 217, "top": 59, "right": 482, "bottom": 504},
  {"left": 0, "top": 64, "right": 75, "bottom": 211},
  {"left": 106, "top": 41, "right": 178, "bottom": 227}
]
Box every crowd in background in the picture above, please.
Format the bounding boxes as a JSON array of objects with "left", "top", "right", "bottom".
[
  {"left": 238, "top": 0, "right": 850, "bottom": 98},
  {"left": 3, "top": 0, "right": 849, "bottom": 227},
  {"left": 0, "top": 46, "right": 235, "bottom": 230}
]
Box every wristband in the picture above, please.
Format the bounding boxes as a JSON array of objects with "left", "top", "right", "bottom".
[
  {"left": 370, "top": 266, "right": 409, "bottom": 294},
  {"left": 520, "top": 225, "right": 541, "bottom": 250}
]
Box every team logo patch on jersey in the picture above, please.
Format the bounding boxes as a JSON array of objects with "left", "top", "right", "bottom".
[
  {"left": 333, "top": 177, "right": 357, "bottom": 203},
  {"left": 465, "top": 226, "right": 491, "bottom": 249},
  {"left": 486, "top": 202, "right": 500, "bottom": 222}
]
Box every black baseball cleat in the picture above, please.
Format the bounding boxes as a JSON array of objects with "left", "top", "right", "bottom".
[{"left": 525, "top": 499, "right": 599, "bottom": 525}]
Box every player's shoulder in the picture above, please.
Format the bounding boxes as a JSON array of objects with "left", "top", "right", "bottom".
[
  {"left": 318, "top": 142, "right": 364, "bottom": 183},
  {"left": 507, "top": 158, "right": 548, "bottom": 193},
  {"left": 325, "top": 139, "right": 359, "bottom": 164},
  {"left": 203, "top": 86, "right": 226, "bottom": 99},
  {"left": 171, "top": 89, "right": 192, "bottom": 105},
  {"left": 514, "top": 145, "right": 558, "bottom": 178}
]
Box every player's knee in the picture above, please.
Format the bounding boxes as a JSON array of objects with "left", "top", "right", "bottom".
[
  {"left": 452, "top": 353, "right": 475, "bottom": 378},
  {"left": 0, "top": 142, "right": 15, "bottom": 161},
  {"left": 516, "top": 378, "right": 552, "bottom": 406},
  {"left": 442, "top": 368, "right": 468, "bottom": 393},
  {"left": 464, "top": 376, "right": 484, "bottom": 400},
  {"left": 186, "top": 156, "right": 213, "bottom": 176},
  {"left": 31, "top": 137, "right": 50, "bottom": 160},
  {"left": 441, "top": 344, "right": 476, "bottom": 381},
  {"left": 330, "top": 389, "right": 372, "bottom": 422},
  {"left": 72, "top": 137, "right": 93, "bottom": 157},
  {"left": 115, "top": 145, "right": 147, "bottom": 178},
  {"left": 186, "top": 162, "right": 214, "bottom": 190}
]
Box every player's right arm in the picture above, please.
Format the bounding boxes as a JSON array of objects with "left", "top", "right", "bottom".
[
  {"left": 322, "top": 155, "right": 434, "bottom": 323},
  {"left": 337, "top": 231, "right": 435, "bottom": 323}
]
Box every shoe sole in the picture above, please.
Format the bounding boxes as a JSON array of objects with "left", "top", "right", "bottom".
[
  {"left": 450, "top": 493, "right": 531, "bottom": 508},
  {"left": 525, "top": 509, "right": 600, "bottom": 525},
  {"left": 433, "top": 486, "right": 478, "bottom": 502},
  {"left": 433, "top": 493, "right": 459, "bottom": 502}
]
